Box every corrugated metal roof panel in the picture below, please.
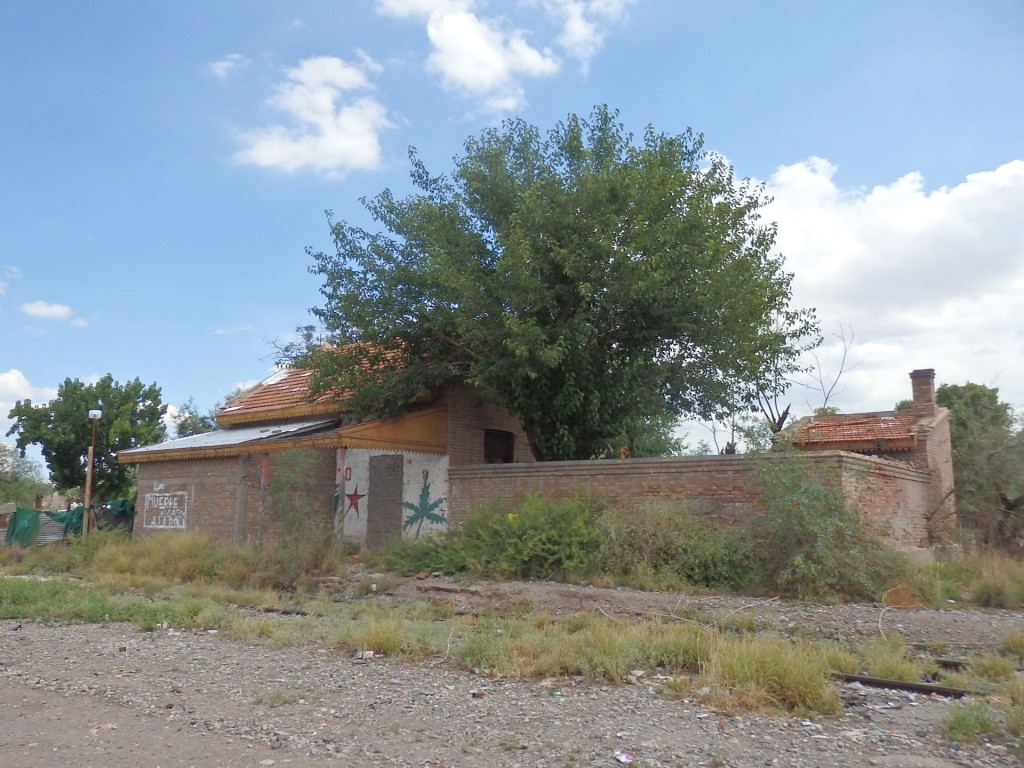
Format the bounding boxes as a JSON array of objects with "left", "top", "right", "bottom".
[
  {"left": 118, "top": 418, "right": 341, "bottom": 458},
  {"left": 37, "top": 516, "right": 65, "bottom": 546}
]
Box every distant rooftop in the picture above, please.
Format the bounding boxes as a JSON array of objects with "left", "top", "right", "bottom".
[{"left": 794, "top": 410, "right": 917, "bottom": 453}]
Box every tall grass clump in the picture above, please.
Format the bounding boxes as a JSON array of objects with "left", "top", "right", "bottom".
[
  {"left": 968, "top": 553, "right": 1024, "bottom": 608},
  {"left": 752, "top": 452, "right": 908, "bottom": 601},
  {"left": 91, "top": 529, "right": 226, "bottom": 584},
  {"left": 859, "top": 635, "right": 937, "bottom": 682},
  {"left": 909, "top": 557, "right": 971, "bottom": 605},
  {"left": 595, "top": 500, "right": 755, "bottom": 590},
  {"left": 705, "top": 635, "right": 842, "bottom": 715},
  {"left": 2, "top": 529, "right": 131, "bottom": 576}
]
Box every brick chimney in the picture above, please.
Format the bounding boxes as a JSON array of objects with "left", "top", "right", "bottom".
[{"left": 909, "top": 368, "right": 937, "bottom": 423}]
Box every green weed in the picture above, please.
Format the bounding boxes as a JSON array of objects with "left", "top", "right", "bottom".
[{"left": 947, "top": 701, "right": 999, "bottom": 743}]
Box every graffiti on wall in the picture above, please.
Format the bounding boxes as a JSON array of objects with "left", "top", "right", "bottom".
[
  {"left": 402, "top": 470, "right": 447, "bottom": 538},
  {"left": 142, "top": 485, "right": 189, "bottom": 529},
  {"left": 335, "top": 450, "right": 449, "bottom": 543}
]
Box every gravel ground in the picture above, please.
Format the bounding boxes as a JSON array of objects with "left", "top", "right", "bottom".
[{"left": 2, "top": 575, "right": 1023, "bottom": 767}]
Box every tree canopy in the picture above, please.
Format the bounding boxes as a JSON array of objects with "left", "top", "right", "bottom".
[
  {"left": 936, "top": 382, "right": 1024, "bottom": 548},
  {"left": 0, "top": 443, "right": 51, "bottom": 507},
  {"left": 301, "top": 107, "right": 818, "bottom": 460},
  {"left": 170, "top": 397, "right": 219, "bottom": 438},
  {"left": 6, "top": 375, "right": 166, "bottom": 500}
]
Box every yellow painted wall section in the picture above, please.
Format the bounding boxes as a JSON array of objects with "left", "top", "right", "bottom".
[{"left": 340, "top": 406, "right": 447, "bottom": 453}]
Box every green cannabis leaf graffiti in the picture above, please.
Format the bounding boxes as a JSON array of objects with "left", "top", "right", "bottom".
[{"left": 403, "top": 480, "right": 447, "bottom": 538}]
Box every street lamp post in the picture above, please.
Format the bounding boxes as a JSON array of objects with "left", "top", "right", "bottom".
[{"left": 83, "top": 408, "right": 102, "bottom": 536}]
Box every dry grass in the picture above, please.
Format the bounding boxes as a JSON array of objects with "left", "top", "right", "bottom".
[
  {"left": 859, "top": 635, "right": 938, "bottom": 683},
  {"left": 10, "top": 527, "right": 1024, "bottom": 725}
]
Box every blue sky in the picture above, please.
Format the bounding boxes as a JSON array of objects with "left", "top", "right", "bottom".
[{"left": 2, "top": 0, "right": 1023, "bottom": 456}]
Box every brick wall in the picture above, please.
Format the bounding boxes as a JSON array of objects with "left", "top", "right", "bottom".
[
  {"left": 838, "top": 456, "right": 932, "bottom": 549},
  {"left": 921, "top": 409, "right": 956, "bottom": 539},
  {"left": 443, "top": 385, "right": 535, "bottom": 465},
  {"left": 134, "top": 448, "right": 335, "bottom": 544},
  {"left": 448, "top": 451, "right": 937, "bottom": 556}
]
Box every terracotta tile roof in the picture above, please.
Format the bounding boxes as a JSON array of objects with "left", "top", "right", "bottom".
[
  {"left": 794, "top": 411, "right": 917, "bottom": 452},
  {"left": 217, "top": 367, "right": 343, "bottom": 426},
  {"left": 215, "top": 340, "right": 423, "bottom": 427}
]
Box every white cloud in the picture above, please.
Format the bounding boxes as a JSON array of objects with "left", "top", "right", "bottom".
[
  {"left": 213, "top": 325, "right": 253, "bottom": 335},
  {"left": 21, "top": 300, "right": 73, "bottom": 320},
  {"left": 425, "top": 11, "right": 560, "bottom": 112},
  {"left": 1, "top": 265, "right": 22, "bottom": 297},
  {"left": 233, "top": 55, "right": 393, "bottom": 177},
  {"left": 70, "top": 317, "right": 88, "bottom": 328},
  {"left": 375, "top": 1, "right": 635, "bottom": 112},
  {"left": 232, "top": 379, "right": 262, "bottom": 398},
  {"left": 162, "top": 403, "right": 181, "bottom": 434},
  {"left": 378, "top": 0, "right": 561, "bottom": 113},
  {"left": 542, "top": 0, "right": 636, "bottom": 73},
  {"left": 764, "top": 158, "right": 1024, "bottom": 413},
  {"left": 0, "top": 369, "right": 58, "bottom": 441},
  {"left": 375, "top": 0, "right": 475, "bottom": 19},
  {"left": 208, "top": 53, "right": 250, "bottom": 79}
]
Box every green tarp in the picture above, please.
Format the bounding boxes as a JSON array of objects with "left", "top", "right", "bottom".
[
  {"left": 4, "top": 498, "right": 136, "bottom": 547},
  {"left": 5, "top": 507, "right": 43, "bottom": 547}
]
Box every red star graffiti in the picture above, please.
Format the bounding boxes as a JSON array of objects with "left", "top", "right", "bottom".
[{"left": 345, "top": 486, "right": 366, "bottom": 518}]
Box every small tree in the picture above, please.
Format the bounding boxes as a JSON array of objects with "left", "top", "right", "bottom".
[
  {"left": 936, "top": 382, "right": 1024, "bottom": 549},
  {"left": 6, "top": 375, "right": 166, "bottom": 501}
]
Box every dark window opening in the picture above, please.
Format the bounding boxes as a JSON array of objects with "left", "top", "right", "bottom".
[{"left": 484, "top": 429, "right": 514, "bottom": 464}]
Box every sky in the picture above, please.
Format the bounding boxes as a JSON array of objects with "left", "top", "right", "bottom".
[{"left": 2, "top": 0, "right": 1023, "bottom": 461}]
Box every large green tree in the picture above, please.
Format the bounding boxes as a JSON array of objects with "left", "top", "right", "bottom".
[
  {"left": 936, "top": 382, "right": 1024, "bottom": 549},
  {"left": 0, "top": 443, "right": 52, "bottom": 507},
  {"left": 6, "top": 375, "right": 167, "bottom": 500},
  {"left": 301, "top": 107, "right": 818, "bottom": 460}
]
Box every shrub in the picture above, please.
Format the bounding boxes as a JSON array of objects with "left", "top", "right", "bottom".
[
  {"left": 595, "top": 500, "right": 755, "bottom": 590},
  {"left": 752, "top": 453, "right": 908, "bottom": 601},
  {"left": 390, "top": 493, "right": 603, "bottom": 580}
]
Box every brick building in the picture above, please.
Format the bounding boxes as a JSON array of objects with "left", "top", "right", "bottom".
[
  {"left": 118, "top": 367, "right": 532, "bottom": 547},
  {"left": 120, "top": 368, "right": 954, "bottom": 557},
  {"left": 788, "top": 368, "right": 956, "bottom": 544}
]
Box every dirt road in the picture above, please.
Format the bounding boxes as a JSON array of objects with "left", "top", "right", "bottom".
[{"left": 2, "top": 577, "right": 1022, "bottom": 767}]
